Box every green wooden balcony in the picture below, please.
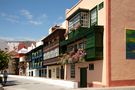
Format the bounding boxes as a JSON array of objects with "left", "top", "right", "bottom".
[
  {"left": 85, "top": 26, "right": 103, "bottom": 60},
  {"left": 85, "top": 47, "right": 103, "bottom": 60},
  {"left": 60, "top": 26, "right": 104, "bottom": 60},
  {"left": 60, "top": 26, "right": 103, "bottom": 46}
]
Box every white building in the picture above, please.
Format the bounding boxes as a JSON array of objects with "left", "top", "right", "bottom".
[{"left": 0, "top": 39, "right": 8, "bottom": 51}]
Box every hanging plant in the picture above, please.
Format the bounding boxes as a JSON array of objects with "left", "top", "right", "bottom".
[
  {"left": 58, "top": 53, "right": 70, "bottom": 65},
  {"left": 58, "top": 49, "right": 86, "bottom": 65}
]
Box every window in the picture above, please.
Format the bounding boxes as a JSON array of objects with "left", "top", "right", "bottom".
[
  {"left": 78, "top": 42, "right": 84, "bottom": 49},
  {"left": 69, "top": 13, "right": 80, "bottom": 32},
  {"left": 98, "top": 2, "right": 104, "bottom": 10},
  {"left": 80, "top": 12, "right": 89, "bottom": 27},
  {"left": 43, "top": 53, "right": 46, "bottom": 60},
  {"left": 68, "top": 11, "right": 89, "bottom": 32},
  {"left": 70, "top": 64, "right": 75, "bottom": 78},
  {"left": 74, "top": 44, "right": 78, "bottom": 52},
  {"left": 55, "top": 48, "right": 59, "bottom": 57},
  {"left": 90, "top": 7, "right": 98, "bottom": 26},
  {"left": 89, "top": 64, "right": 94, "bottom": 70},
  {"left": 83, "top": 41, "right": 86, "bottom": 49}
]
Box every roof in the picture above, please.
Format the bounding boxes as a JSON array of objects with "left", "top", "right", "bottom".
[
  {"left": 18, "top": 48, "right": 28, "bottom": 54},
  {"left": 42, "top": 27, "right": 66, "bottom": 41}
]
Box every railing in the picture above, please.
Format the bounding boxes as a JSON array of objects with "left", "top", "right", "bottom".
[
  {"left": 44, "top": 40, "right": 59, "bottom": 49},
  {"left": 32, "top": 63, "right": 43, "bottom": 69},
  {"left": 43, "top": 57, "right": 59, "bottom": 66},
  {"left": 32, "top": 54, "right": 43, "bottom": 60}
]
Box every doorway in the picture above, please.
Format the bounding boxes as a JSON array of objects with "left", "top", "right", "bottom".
[
  {"left": 39, "top": 70, "right": 41, "bottom": 77},
  {"left": 48, "top": 69, "right": 51, "bottom": 78},
  {"left": 60, "top": 66, "right": 64, "bottom": 79},
  {"left": 80, "top": 68, "right": 87, "bottom": 87}
]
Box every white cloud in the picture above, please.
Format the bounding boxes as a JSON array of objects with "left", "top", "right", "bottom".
[
  {"left": 20, "top": 9, "right": 33, "bottom": 20},
  {"left": 0, "top": 12, "right": 19, "bottom": 23},
  {"left": 20, "top": 9, "right": 47, "bottom": 26},
  {"left": 6, "top": 18, "right": 19, "bottom": 23},
  {"left": 29, "top": 20, "right": 42, "bottom": 25},
  {"left": 0, "top": 10, "right": 48, "bottom": 26}
]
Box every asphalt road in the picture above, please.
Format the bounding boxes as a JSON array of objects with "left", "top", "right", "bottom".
[{"left": 3, "top": 77, "right": 70, "bottom": 90}]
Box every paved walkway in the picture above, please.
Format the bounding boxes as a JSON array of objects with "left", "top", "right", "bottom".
[
  {"left": 73, "top": 86, "right": 135, "bottom": 90},
  {"left": 3, "top": 75, "right": 135, "bottom": 90},
  {"left": 4, "top": 77, "right": 70, "bottom": 90},
  {"left": 0, "top": 85, "right": 4, "bottom": 90}
]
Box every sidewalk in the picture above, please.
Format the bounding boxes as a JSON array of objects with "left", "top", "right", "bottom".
[
  {"left": 73, "top": 86, "right": 135, "bottom": 90},
  {"left": 8, "top": 75, "right": 78, "bottom": 88},
  {"left": 8, "top": 75, "right": 135, "bottom": 90},
  {"left": 0, "top": 85, "right": 3, "bottom": 90}
]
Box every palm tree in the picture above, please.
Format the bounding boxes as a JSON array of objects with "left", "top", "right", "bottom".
[{"left": 0, "top": 50, "right": 11, "bottom": 71}]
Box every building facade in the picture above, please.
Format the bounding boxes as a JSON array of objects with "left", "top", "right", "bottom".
[
  {"left": 26, "top": 42, "right": 45, "bottom": 77},
  {"left": 59, "top": 0, "right": 135, "bottom": 87},
  {"left": 11, "top": 0, "right": 135, "bottom": 88},
  {"left": 42, "top": 26, "right": 66, "bottom": 79},
  {"left": 60, "top": 0, "right": 104, "bottom": 87}
]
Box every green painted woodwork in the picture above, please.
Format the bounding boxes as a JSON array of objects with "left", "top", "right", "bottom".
[{"left": 60, "top": 26, "right": 103, "bottom": 61}]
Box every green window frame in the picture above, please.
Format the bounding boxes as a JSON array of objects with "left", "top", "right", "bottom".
[
  {"left": 90, "top": 6, "right": 98, "bottom": 26},
  {"left": 89, "top": 64, "right": 94, "bottom": 70},
  {"left": 98, "top": 2, "right": 104, "bottom": 10}
]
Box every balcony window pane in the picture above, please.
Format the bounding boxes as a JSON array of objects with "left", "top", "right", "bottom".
[
  {"left": 68, "top": 11, "right": 89, "bottom": 33},
  {"left": 90, "top": 7, "right": 97, "bottom": 26},
  {"left": 80, "top": 12, "right": 89, "bottom": 27}
]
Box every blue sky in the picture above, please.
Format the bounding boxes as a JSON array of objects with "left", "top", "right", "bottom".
[{"left": 0, "top": 0, "right": 78, "bottom": 41}]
